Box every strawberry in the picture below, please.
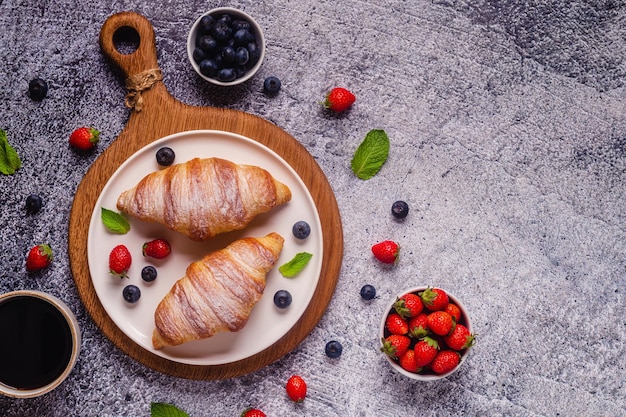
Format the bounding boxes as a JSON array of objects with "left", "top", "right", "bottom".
[
  {"left": 109, "top": 244, "right": 132, "bottom": 278},
  {"left": 241, "top": 408, "right": 266, "bottom": 417},
  {"left": 25, "top": 244, "right": 53, "bottom": 271},
  {"left": 394, "top": 293, "right": 423, "bottom": 318},
  {"left": 323, "top": 87, "right": 355, "bottom": 112},
  {"left": 445, "top": 302, "right": 462, "bottom": 322},
  {"left": 142, "top": 238, "right": 171, "bottom": 259},
  {"left": 371, "top": 240, "right": 399, "bottom": 264},
  {"left": 427, "top": 311, "right": 456, "bottom": 336},
  {"left": 69, "top": 127, "right": 100, "bottom": 151},
  {"left": 413, "top": 336, "right": 439, "bottom": 367},
  {"left": 408, "top": 312, "right": 430, "bottom": 339},
  {"left": 420, "top": 287, "right": 449, "bottom": 311},
  {"left": 444, "top": 324, "right": 475, "bottom": 351},
  {"left": 385, "top": 313, "right": 408, "bottom": 335},
  {"left": 430, "top": 350, "right": 461, "bottom": 374},
  {"left": 380, "top": 335, "right": 410, "bottom": 359},
  {"left": 398, "top": 349, "right": 421, "bottom": 373},
  {"left": 286, "top": 375, "right": 307, "bottom": 402}
]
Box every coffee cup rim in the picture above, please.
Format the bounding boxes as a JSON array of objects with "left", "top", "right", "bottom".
[{"left": 0, "top": 290, "right": 81, "bottom": 398}]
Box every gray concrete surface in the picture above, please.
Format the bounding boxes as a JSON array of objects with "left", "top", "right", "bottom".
[{"left": 1, "top": 0, "right": 625, "bottom": 415}]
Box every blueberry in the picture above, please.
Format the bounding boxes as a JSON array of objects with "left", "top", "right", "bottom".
[
  {"left": 197, "top": 35, "right": 218, "bottom": 54},
  {"left": 235, "top": 47, "right": 249, "bottom": 65},
  {"left": 211, "top": 20, "right": 233, "bottom": 41},
  {"left": 325, "top": 340, "right": 343, "bottom": 358},
  {"left": 199, "top": 15, "right": 216, "bottom": 33},
  {"left": 28, "top": 78, "right": 48, "bottom": 100},
  {"left": 246, "top": 42, "right": 261, "bottom": 66},
  {"left": 235, "top": 65, "right": 248, "bottom": 78},
  {"left": 391, "top": 200, "right": 409, "bottom": 219},
  {"left": 274, "top": 290, "right": 292, "bottom": 309},
  {"left": 221, "top": 45, "right": 236, "bottom": 64},
  {"left": 192, "top": 47, "right": 207, "bottom": 64},
  {"left": 263, "top": 76, "right": 281, "bottom": 96},
  {"left": 292, "top": 220, "right": 310, "bottom": 239},
  {"left": 25, "top": 194, "right": 43, "bottom": 214},
  {"left": 231, "top": 20, "right": 251, "bottom": 32},
  {"left": 217, "top": 68, "right": 237, "bottom": 82},
  {"left": 217, "top": 13, "right": 233, "bottom": 25},
  {"left": 123, "top": 285, "right": 141, "bottom": 303},
  {"left": 200, "top": 59, "right": 219, "bottom": 77},
  {"left": 233, "top": 29, "right": 254, "bottom": 46},
  {"left": 156, "top": 147, "right": 175, "bottom": 166},
  {"left": 141, "top": 265, "right": 157, "bottom": 282},
  {"left": 360, "top": 284, "right": 376, "bottom": 300}
]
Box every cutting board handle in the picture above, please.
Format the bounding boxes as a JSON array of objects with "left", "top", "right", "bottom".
[{"left": 99, "top": 11, "right": 159, "bottom": 79}]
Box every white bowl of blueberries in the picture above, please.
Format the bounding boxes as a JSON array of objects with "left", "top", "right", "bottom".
[{"left": 187, "top": 7, "right": 265, "bottom": 86}]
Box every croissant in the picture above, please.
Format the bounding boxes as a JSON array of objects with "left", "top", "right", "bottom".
[
  {"left": 152, "top": 232, "right": 284, "bottom": 349},
  {"left": 116, "top": 157, "right": 292, "bottom": 241}
]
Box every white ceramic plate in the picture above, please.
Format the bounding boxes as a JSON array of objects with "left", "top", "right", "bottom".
[{"left": 87, "top": 130, "right": 323, "bottom": 365}]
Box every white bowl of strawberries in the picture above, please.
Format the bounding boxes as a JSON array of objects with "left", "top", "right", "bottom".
[{"left": 379, "top": 286, "right": 475, "bottom": 380}]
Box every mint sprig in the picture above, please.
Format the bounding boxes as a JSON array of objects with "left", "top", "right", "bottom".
[
  {"left": 101, "top": 207, "right": 131, "bottom": 234},
  {"left": 279, "top": 252, "right": 313, "bottom": 278},
  {"left": 151, "top": 402, "right": 190, "bottom": 417},
  {"left": 0, "top": 129, "right": 22, "bottom": 175},
  {"left": 351, "top": 129, "right": 389, "bottom": 180}
]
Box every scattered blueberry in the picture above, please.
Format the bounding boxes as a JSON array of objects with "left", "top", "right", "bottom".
[
  {"left": 292, "top": 220, "right": 310, "bottom": 239},
  {"left": 156, "top": 147, "right": 175, "bottom": 166},
  {"left": 141, "top": 265, "right": 157, "bottom": 282},
  {"left": 360, "top": 284, "right": 376, "bottom": 300},
  {"left": 273, "top": 290, "right": 292, "bottom": 309},
  {"left": 391, "top": 200, "right": 409, "bottom": 219},
  {"left": 28, "top": 78, "right": 48, "bottom": 100},
  {"left": 25, "top": 194, "right": 43, "bottom": 214},
  {"left": 325, "top": 340, "right": 343, "bottom": 358},
  {"left": 263, "top": 76, "right": 282, "bottom": 96},
  {"left": 122, "top": 285, "right": 141, "bottom": 303}
]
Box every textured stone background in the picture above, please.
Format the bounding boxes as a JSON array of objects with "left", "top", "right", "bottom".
[{"left": 1, "top": 0, "right": 625, "bottom": 416}]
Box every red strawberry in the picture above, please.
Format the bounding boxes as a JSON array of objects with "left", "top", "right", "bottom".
[
  {"left": 26, "top": 244, "right": 53, "bottom": 271},
  {"left": 323, "top": 87, "right": 355, "bottom": 112},
  {"left": 109, "top": 244, "right": 132, "bottom": 278},
  {"left": 420, "top": 287, "right": 449, "bottom": 311},
  {"left": 445, "top": 302, "right": 462, "bottom": 322},
  {"left": 69, "top": 127, "right": 100, "bottom": 151},
  {"left": 413, "top": 336, "right": 439, "bottom": 367},
  {"left": 394, "top": 293, "right": 423, "bottom": 318},
  {"left": 286, "top": 375, "right": 307, "bottom": 402},
  {"left": 408, "top": 312, "right": 430, "bottom": 338},
  {"left": 427, "top": 311, "right": 456, "bottom": 336},
  {"left": 371, "top": 240, "right": 399, "bottom": 264},
  {"left": 430, "top": 350, "right": 461, "bottom": 374},
  {"left": 398, "top": 349, "right": 421, "bottom": 373},
  {"left": 380, "top": 335, "right": 411, "bottom": 359},
  {"left": 142, "top": 238, "right": 171, "bottom": 259},
  {"left": 385, "top": 313, "right": 409, "bottom": 335},
  {"left": 241, "top": 408, "right": 266, "bottom": 417},
  {"left": 444, "top": 324, "right": 475, "bottom": 351}
]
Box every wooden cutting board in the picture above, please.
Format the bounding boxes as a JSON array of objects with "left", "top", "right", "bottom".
[{"left": 68, "top": 11, "right": 343, "bottom": 380}]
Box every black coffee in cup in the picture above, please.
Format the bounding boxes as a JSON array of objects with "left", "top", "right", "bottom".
[{"left": 0, "top": 294, "right": 76, "bottom": 392}]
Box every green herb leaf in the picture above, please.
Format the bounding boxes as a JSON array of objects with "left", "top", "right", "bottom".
[
  {"left": 279, "top": 252, "right": 313, "bottom": 278},
  {"left": 350, "top": 129, "right": 389, "bottom": 180},
  {"left": 101, "top": 207, "right": 131, "bottom": 234},
  {"left": 151, "top": 402, "right": 190, "bottom": 417},
  {"left": 0, "top": 129, "right": 22, "bottom": 175}
]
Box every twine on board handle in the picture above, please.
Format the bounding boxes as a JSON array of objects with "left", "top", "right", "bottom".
[{"left": 124, "top": 68, "right": 162, "bottom": 112}]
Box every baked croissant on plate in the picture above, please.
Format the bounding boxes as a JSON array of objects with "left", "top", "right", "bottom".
[
  {"left": 152, "top": 232, "right": 284, "bottom": 349},
  {"left": 116, "top": 157, "right": 292, "bottom": 241}
]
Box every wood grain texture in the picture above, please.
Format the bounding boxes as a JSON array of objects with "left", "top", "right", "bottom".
[{"left": 67, "top": 11, "right": 343, "bottom": 380}]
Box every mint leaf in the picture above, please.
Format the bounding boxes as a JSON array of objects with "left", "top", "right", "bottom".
[
  {"left": 279, "top": 252, "right": 313, "bottom": 278},
  {"left": 101, "top": 207, "right": 131, "bottom": 234},
  {"left": 151, "top": 402, "right": 190, "bottom": 417},
  {"left": 350, "top": 129, "right": 389, "bottom": 180},
  {"left": 0, "top": 129, "right": 22, "bottom": 175}
]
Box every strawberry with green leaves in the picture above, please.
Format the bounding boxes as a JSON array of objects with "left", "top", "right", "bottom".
[
  {"left": 324, "top": 87, "right": 355, "bottom": 112},
  {"left": 142, "top": 238, "right": 171, "bottom": 259},
  {"left": 380, "top": 335, "right": 410, "bottom": 359},
  {"left": 286, "top": 375, "right": 307, "bottom": 402},
  {"left": 408, "top": 312, "right": 430, "bottom": 339},
  {"left": 371, "top": 240, "right": 399, "bottom": 264},
  {"left": 445, "top": 302, "right": 462, "bottom": 322},
  {"left": 420, "top": 287, "right": 449, "bottom": 311},
  {"left": 69, "top": 127, "right": 100, "bottom": 151},
  {"left": 427, "top": 310, "right": 456, "bottom": 336},
  {"left": 431, "top": 350, "right": 461, "bottom": 374},
  {"left": 385, "top": 313, "right": 409, "bottom": 335},
  {"left": 241, "top": 408, "right": 266, "bottom": 417},
  {"left": 444, "top": 324, "right": 475, "bottom": 350},
  {"left": 413, "top": 336, "right": 439, "bottom": 367},
  {"left": 394, "top": 293, "right": 423, "bottom": 318},
  {"left": 109, "top": 244, "right": 132, "bottom": 278},
  {"left": 26, "top": 244, "right": 53, "bottom": 271}
]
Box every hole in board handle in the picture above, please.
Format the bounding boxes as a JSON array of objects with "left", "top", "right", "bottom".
[{"left": 112, "top": 26, "right": 140, "bottom": 55}]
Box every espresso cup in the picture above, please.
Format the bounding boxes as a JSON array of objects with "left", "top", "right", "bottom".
[{"left": 0, "top": 290, "right": 81, "bottom": 398}]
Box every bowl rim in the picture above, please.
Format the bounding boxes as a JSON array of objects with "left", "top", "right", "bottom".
[
  {"left": 379, "top": 285, "right": 473, "bottom": 381},
  {"left": 187, "top": 7, "right": 266, "bottom": 86}
]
